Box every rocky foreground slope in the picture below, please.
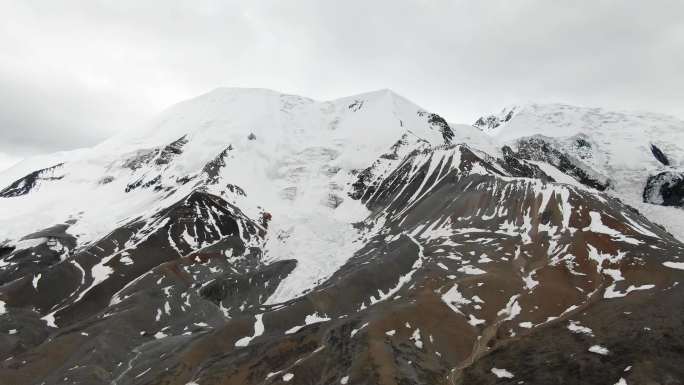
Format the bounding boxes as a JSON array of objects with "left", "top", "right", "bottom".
[{"left": 1, "top": 89, "right": 684, "bottom": 385}]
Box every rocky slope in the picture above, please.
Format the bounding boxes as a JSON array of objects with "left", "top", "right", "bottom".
[{"left": 1, "top": 89, "right": 684, "bottom": 385}]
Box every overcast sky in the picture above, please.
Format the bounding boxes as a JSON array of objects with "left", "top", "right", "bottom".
[{"left": 1, "top": 0, "right": 683, "bottom": 170}]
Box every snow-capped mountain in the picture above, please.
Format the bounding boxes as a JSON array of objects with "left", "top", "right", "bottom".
[
  {"left": 477, "top": 103, "right": 684, "bottom": 241},
  {"left": 1, "top": 89, "right": 684, "bottom": 385}
]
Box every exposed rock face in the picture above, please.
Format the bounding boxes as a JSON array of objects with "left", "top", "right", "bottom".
[
  {"left": 644, "top": 171, "right": 684, "bottom": 207},
  {"left": 1, "top": 90, "right": 684, "bottom": 385},
  {"left": 473, "top": 107, "right": 517, "bottom": 131},
  {"left": 0, "top": 163, "right": 64, "bottom": 197},
  {"left": 498, "top": 145, "right": 553, "bottom": 180},
  {"left": 425, "top": 112, "right": 455, "bottom": 143},
  {"left": 155, "top": 135, "right": 189, "bottom": 165},
  {"left": 203, "top": 145, "right": 234, "bottom": 184},
  {"left": 124, "top": 135, "right": 191, "bottom": 193},
  {"left": 0, "top": 224, "right": 76, "bottom": 286},
  {"left": 508, "top": 136, "right": 611, "bottom": 191}
]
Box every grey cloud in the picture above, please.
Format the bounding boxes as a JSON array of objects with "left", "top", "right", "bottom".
[
  {"left": 0, "top": 71, "right": 144, "bottom": 155},
  {"left": 1, "top": 0, "right": 682, "bottom": 157}
]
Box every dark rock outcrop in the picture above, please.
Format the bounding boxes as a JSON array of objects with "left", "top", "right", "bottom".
[
  {"left": 203, "top": 145, "right": 233, "bottom": 184},
  {"left": 0, "top": 163, "right": 64, "bottom": 198},
  {"left": 473, "top": 108, "right": 516, "bottom": 130},
  {"left": 419, "top": 111, "right": 455, "bottom": 143},
  {"left": 155, "top": 135, "right": 189, "bottom": 165},
  {"left": 509, "top": 136, "right": 610, "bottom": 191},
  {"left": 498, "top": 145, "right": 554, "bottom": 180},
  {"left": 650, "top": 144, "right": 670, "bottom": 166},
  {"left": 643, "top": 171, "right": 684, "bottom": 206}
]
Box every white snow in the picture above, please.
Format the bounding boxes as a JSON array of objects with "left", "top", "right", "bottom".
[
  {"left": 605, "top": 284, "right": 655, "bottom": 299},
  {"left": 584, "top": 212, "right": 640, "bottom": 245},
  {"left": 340, "top": 376, "right": 349, "bottom": 384},
  {"left": 120, "top": 255, "right": 134, "bottom": 266},
  {"left": 491, "top": 367, "right": 514, "bottom": 378},
  {"left": 411, "top": 328, "right": 423, "bottom": 349},
  {"left": 350, "top": 322, "right": 368, "bottom": 337},
  {"left": 41, "top": 311, "right": 57, "bottom": 328},
  {"left": 497, "top": 295, "right": 522, "bottom": 321},
  {"left": 522, "top": 270, "right": 539, "bottom": 290},
  {"left": 457, "top": 265, "right": 486, "bottom": 275},
  {"left": 663, "top": 261, "right": 684, "bottom": 270},
  {"left": 285, "top": 312, "right": 331, "bottom": 334},
  {"left": 468, "top": 314, "right": 486, "bottom": 326},
  {"left": 91, "top": 262, "right": 114, "bottom": 288},
  {"left": 11, "top": 237, "right": 47, "bottom": 252},
  {"left": 154, "top": 331, "right": 167, "bottom": 339},
  {"left": 587, "top": 245, "right": 626, "bottom": 272},
  {"left": 31, "top": 274, "right": 41, "bottom": 289},
  {"left": 266, "top": 372, "right": 281, "bottom": 379},
  {"left": 441, "top": 284, "right": 471, "bottom": 314},
  {"left": 588, "top": 345, "right": 610, "bottom": 355},
  {"left": 527, "top": 160, "right": 584, "bottom": 187},
  {"left": 282, "top": 373, "right": 294, "bottom": 382},
  {"left": 567, "top": 321, "right": 594, "bottom": 336},
  {"left": 234, "top": 313, "right": 265, "bottom": 347}
]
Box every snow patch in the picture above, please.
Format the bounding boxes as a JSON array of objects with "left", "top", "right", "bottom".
[
  {"left": 568, "top": 320, "right": 594, "bottom": 336},
  {"left": 663, "top": 261, "right": 684, "bottom": 270},
  {"left": 588, "top": 345, "right": 610, "bottom": 355},
  {"left": 491, "top": 367, "right": 514, "bottom": 378},
  {"left": 441, "top": 284, "right": 471, "bottom": 314},
  {"left": 235, "top": 314, "right": 265, "bottom": 347}
]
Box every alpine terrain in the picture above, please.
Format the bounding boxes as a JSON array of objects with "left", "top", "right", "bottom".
[{"left": 1, "top": 88, "right": 684, "bottom": 385}]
